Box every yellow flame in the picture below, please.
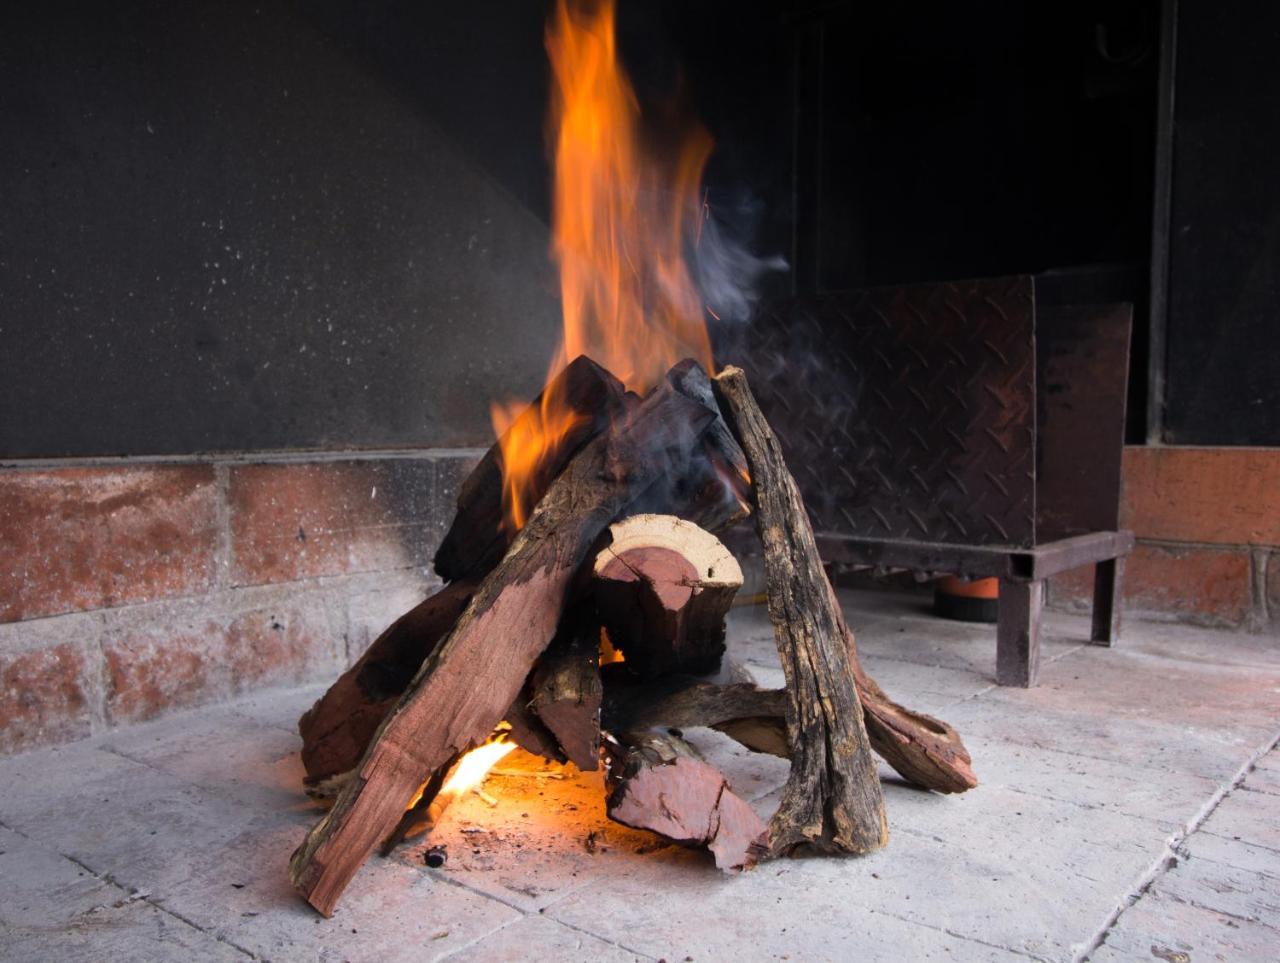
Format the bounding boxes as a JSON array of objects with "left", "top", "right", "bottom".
[
  {"left": 489, "top": 0, "right": 715, "bottom": 533},
  {"left": 441, "top": 740, "right": 517, "bottom": 797}
]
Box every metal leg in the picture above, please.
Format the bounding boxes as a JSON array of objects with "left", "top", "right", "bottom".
[
  {"left": 1090, "top": 556, "right": 1125, "bottom": 646},
  {"left": 997, "top": 579, "right": 1043, "bottom": 687}
]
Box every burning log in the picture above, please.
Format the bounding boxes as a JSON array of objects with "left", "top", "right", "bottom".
[
  {"left": 712, "top": 365, "right": 889, "bottom": 857},
  {"left": 289, "top": 377, "right": 719, "bottom": 916},
  {"left": 528, "top": 616, "right": 604, "bottom": 771},
  {"left": 605, "top": 730, "right": 768, "bottom": 871},
  {"left": 592, "top": 514, "right": 742, "bottom": 678},
  {"left": 296, "top": 363, "right": 750, "bottom": 786},
  {"left": 298, "top": 580, "right": 478, "bottom": 790},
  {"left": 626, "top": 360, "right": 752, "bottom": 533},
  {"left": 433, "top": 355, "right": 629, "bottom": 583},
  {"left": 380, "top": 740, "right": 516, "bottom": 856}
]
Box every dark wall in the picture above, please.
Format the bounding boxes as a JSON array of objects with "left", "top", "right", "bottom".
[
  {"left": 1, "top": 0, "right": 562, "bottom": 458},
  {"left": 795, "top": 0, "right": 1158, "bottom": 292},
  {"left": 1162, "top": 0, "right": 1280, "bottom": 445},
  {"left": 6, "top": 0, "right": 1270, "bottom": 456}
]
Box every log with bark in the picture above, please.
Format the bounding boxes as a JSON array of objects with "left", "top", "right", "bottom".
[
  {"left": 835, "top": 590, "right": 977, "bottom": 794},
  {"left": 592, "top": 513, "right": 742, "bottom": 678},
  {"left": 289, "top": 376, "right": 720, "bottom": 916},
  {"left": 601, "top": 669, "right": 789, "bottom": 758},
  {"left": 297, "top": 394, "right": 749, "bottom": 789},
  {"left": 711, "top": 365, "right": 976, "bottom": 797},
  {"left": 624, "top": 359, "right": 752, "bottom": 534},
  {"left": 604, "top": 729, "right": 768, "bottom": 871},
  {"left": 713, "top": 365, "right": 889, "bottom": 856},
  {"left": 297, "top": 580, "right": 478, "bottom": 792}
]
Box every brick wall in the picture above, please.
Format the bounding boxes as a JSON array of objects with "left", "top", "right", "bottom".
[
  {"left": 0, "top": 451, "right": 479, "bottom": 755},
  {"left": 1048, "top": 447, "right": 1280, "bottom": 630}
]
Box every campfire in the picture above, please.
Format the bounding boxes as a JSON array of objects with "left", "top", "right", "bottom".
[{"left": 289, "top": 0, "right": 977, "bottom": 917}]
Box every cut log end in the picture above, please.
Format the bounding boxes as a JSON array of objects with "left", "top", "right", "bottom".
[{"left": 593, "top": 514, "right": 742, "bottom": 678}]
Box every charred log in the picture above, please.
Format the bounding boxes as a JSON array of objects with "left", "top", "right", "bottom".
[
  {"left": 601, "top": 670, "right": 789, "bottom": 758},
  {"left": 528, "top": 616, "right": 604, "bottom": 771},
  {"left": 433, "top": 355, "right": 629, "bottom": 583}
]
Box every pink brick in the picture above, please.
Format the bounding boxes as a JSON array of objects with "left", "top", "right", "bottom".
[
  {"left": 224, "top": 605, "right": 339, "bottom": 691},
  {"left": 1049, "top": 543, "right": 1253, "bottom": 626},
  {"left": 228, "top": 462, "right": 436, "bottom": 586},
  {"left": 0, "top": 466, "right": 218, "bottom": 623},
  {"left": 0, "top": 643, "right": 92, "bottom": 753},
  {"left": 103, "top": 623, "right": 225, "bottom": 725},
  {"left": 1122, "top": 447, "right": 1280, "bottom": 545},
  {"left": 102, "top": 601, "right": 341, "bottom": 726}
]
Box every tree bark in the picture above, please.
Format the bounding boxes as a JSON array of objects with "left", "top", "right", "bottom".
[
  {"left": 713, "top": 365, "right": 889, "bottom": 857},
  {"left": 592, "top": 514, "right": 742, "bottom": 678},
  {"left": 601, "top": 671, "right": 789, "bottom": 758},
  {"left": 605, "top": 729, "right": 768, "bottom": 871},
  {"left": 289, "top": 378, "right": 718, "bottom": 916},
  {"left": 834, "top": 580, "right": 978, "bottom": 793}
]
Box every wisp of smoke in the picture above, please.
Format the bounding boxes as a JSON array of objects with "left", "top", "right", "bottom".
[{"left": 691, "top": 193, "right": 787, "bottom": 326}]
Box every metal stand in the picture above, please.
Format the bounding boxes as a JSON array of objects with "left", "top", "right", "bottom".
[{"left": 819, "top": 530, "right": 1134, "bottom": 687}]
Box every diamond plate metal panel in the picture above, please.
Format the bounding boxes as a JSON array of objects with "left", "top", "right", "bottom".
[{"left": 741, "top": 276, "right": 1037, "bottom": 548}]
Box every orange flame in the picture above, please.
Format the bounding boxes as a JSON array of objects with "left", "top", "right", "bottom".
[
  {"left": 489, "top": 376, "right": 585, "bottom": 532},
  {"left": 490, "top": 0, "right": 715, "bottom": 532}
]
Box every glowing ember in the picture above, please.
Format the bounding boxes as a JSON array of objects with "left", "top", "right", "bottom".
[{"left": 490, "top": 0, "right": 715, "bottom": 532}]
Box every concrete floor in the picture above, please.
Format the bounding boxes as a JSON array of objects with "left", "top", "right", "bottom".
[{"left": 1, "top": 587, "right": 1277, "bottom": 962}]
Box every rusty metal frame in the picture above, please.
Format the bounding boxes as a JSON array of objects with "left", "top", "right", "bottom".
[{"left": 740, "top": 275, "right": 1135, "bottom": 688}]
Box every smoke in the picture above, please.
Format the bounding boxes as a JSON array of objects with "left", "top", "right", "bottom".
[{"left": 690, "top": 192, "right": 787, "bottom": 326}]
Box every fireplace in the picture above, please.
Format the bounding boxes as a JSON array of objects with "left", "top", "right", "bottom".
[{"left": 5, "top": 0, "right": 1280, "bottom": 954}]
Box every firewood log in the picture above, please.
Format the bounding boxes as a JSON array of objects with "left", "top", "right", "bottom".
[
  {"left": 297, "top": 580, "right": 478, "bottom": 786},
  {"left": 502, "top": 686, "right": 568, "bottom": 764},
  {"left": 601, "top": 671, "right": 789, "bottom": 758},
  {"left": 528, "top": 616, "right": 603, "bottom": 770},
  {"left": 289, "top": 377, "right": 719, "bottom": 916},
  {"left": 433, "top": 355, "right": 629, "bottom": 583},
  {"left": 592, "top": 514, "right": 742, "bottom": 678},
  {"left": 604, "top": 730, "right": 768, "bottom": 871},
  {"left": 713, "top": 365, "right": 889, "bottom": 857},
  {"left": 833, "top": 582, "right": 978, "bottom": 794}
]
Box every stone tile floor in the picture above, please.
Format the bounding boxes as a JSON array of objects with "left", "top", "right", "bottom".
[{"left": 1, "top": 587, "right": 1277, "bottom": 962}]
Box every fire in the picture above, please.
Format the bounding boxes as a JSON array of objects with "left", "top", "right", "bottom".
[
  {"left": 490, "top": 378, "right": 585, "bottom": 531},
  {"left": 442, "top": 739, "right": 517, "bottom": 799},
  {"left": 490, "top": 0, "right": 716, "bottom": 532}
]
